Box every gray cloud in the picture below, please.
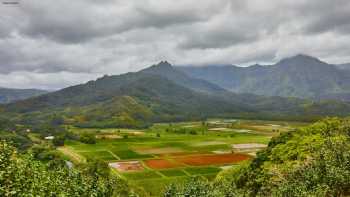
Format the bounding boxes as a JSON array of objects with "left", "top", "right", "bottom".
[
  {"left": 303, "top": 2, "right": 350, "bottom": 35},
  {"left": 0, "top": 0, "right": 350, "bottom": 89},
  {"left": 16, "top": 0, "right": 220, "bottom": 44}
]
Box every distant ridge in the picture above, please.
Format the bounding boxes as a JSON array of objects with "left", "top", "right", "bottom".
[
  {"left": 0, "top": 87, "right": 48, "bottom": 104},
  {"left": 337, "top": 63, "right": 350, "bottom": 70},
  {"left": 179, "top": 54, "right": 350, "bottom": 101}
]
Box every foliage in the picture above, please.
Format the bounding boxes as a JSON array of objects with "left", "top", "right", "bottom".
[
  {"left": 0, "top": 131, "right": 32, "bottom": 150},
  {"left": 30, "top": 144, "right": 63, "bottom": 162},
  {"left": 52, "top": 135, "right": 65, "bottom": 146},
  {"left": 165, "top": 127, "right": 200, "bottom": 135},
  {"left": 0, "top": 141, "right": 132, "bottom": 196},
  {"left": 79, "top": 133, "right": 96, "bottom": 144},
  {"left": 164, "top": 177, "right": 229, "bottom": 197}
]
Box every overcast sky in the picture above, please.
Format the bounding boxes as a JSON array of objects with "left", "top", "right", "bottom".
[{"left": 0, "top": 0, "right": 350, "bottom": 90}]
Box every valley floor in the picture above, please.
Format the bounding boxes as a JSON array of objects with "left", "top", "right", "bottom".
[{"left": 60, "top": 119, "right": 308, "bottom": 196}]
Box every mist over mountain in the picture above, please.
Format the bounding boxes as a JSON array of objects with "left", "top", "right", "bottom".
[
  {"left": 0, "top": 88, "right": 48, "bottom": 104},
  {"left": 179, "top": 54, "right": 350, "bottom": 101}
]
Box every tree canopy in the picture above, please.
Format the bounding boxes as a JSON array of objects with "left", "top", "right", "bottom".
[{"left": 0, "top": 141, "right": 132, "bottom": 197}]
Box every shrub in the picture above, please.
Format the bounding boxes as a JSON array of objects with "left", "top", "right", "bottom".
[
  {"left": 52, "top": 135, "right": 65, "bottom": 146},
  {"left": 0, "top": 141, "right": 133, "bottom": 196},
  {"left": 189, "top": 130, "right": 198, "bottom": 135},
  {"left": 80, "top": 133, "right": 96, "bottom": 144}
]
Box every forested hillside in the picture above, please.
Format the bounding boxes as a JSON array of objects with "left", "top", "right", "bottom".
[{"left": 2, "top": 62, "right": 350, "bottom": 131}]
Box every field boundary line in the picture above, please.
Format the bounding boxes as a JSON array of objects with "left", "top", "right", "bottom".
[
  {"left": 154, "top": 171, "right": 167, "bottom": 178},
  {"left": 107, "top": 150, "right": 121, "bottom": 160},
  {"left": 181, "top": 169, "right": 191, "bottom": 176}
]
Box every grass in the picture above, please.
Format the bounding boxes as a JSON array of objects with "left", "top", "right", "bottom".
[
  {"left": 184, "top": 167, "right": 222, "bottom": 175},
  {"left": 189, "top": 144, "right": 231, "bottom": 152},
  {"left": 112, "top": 149, "right": 153, "bottom": 160},
  {"left": 159, "top": 169, "right": 188, "bottom": 177},
  {"left": 57, "top": 147, "right": 86, "bottom": 163},
  {"left": 134, "top": 177, "right": 190, "bottom": 197},
  {"left": 123, "top": 171, "right": 162, "bottom": 180},
  {"left": 79, "top": 151, "right": 117, "bottom": 161}
]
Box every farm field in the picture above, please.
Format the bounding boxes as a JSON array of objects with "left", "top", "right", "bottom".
[{"left": 61, "top": 119, "right": 308, "bottom": 196}]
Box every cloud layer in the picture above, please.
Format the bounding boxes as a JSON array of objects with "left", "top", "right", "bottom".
[{"left": 0, "top": 0, "right": 350, "bottom": 89}]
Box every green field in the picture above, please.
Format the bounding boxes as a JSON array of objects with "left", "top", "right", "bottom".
[
  {"left": 184, "top": 166, "right": 222, "bottom": 175},
  {"left": 61, "top": 119, "right": 307, "bottom": 196}
]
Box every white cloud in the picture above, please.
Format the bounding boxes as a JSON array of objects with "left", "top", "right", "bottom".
[{"left": 0, "top": 71, "right": 98, "bottom": 90}]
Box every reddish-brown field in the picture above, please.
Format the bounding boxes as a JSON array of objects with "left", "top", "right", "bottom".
[
  {"left": 176, "top": 153, "right": 251, "bottom": 166},
  {"left": 144, "top": 159, "right": 184, "bottom": 169}
]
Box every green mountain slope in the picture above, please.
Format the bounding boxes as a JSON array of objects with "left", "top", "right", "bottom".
[
  {"left": 4, "top": 62, "right": 350, "bottom": 129},
  {"left": 4, "top": 71, "right": 249, "bottom": 128},
  {"left": 179, "top": 54, "right": 350, "bottom": 101},
  {"left": 141, "top": 61, "right": 226, "bottom": 94}
]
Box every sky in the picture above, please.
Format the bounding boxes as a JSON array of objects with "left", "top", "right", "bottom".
[{"left": 0, "top": 0, "right": 350, "bottom": 90}]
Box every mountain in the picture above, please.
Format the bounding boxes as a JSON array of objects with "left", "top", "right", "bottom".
[
  {"left": 0, "top": 88, "right": 48, "bottom": 104},
  {"left": 179, "top": 54, "right": 350, "bottom": 101},
  {"left": 337, "top": 63, "right": 350, "bottom": 70},
  {"left": 4, "top": 61, "right": 350, "bottom": 129},
  {"left": 4, "top": 67, "right": 249, "bottom": 128},
  {"left": 141, "top": 61, "right": 226, "bottom": 94}
]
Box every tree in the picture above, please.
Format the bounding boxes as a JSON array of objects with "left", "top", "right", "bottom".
[
  {"left": 80, "top": 133, "right": 96, "bottom": 144},
  {"left": 0, "top": 140, "right": 132, "bottom": 196},
  {"left": 52, "top": 135, "right": 65, "bottom": 146},
  {"left": 164, "top": 177, "right": 226, "bottom": 197}
]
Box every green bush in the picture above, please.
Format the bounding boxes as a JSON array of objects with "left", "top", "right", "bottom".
[
  {"left": 52, "top": 135, "right": 65, "bottom": 146},
  {"left": 0, "top": 141, "right": 133, "bottom": 196},
  {"left": 79, "top": 133, "right": 96, "bottom": 144}
]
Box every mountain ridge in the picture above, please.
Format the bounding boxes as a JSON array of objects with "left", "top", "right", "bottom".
[
  {"left": 141, "top": 61, "right": 227, "bottom": 94},
  {"left": 337, "top": 63, "right": 350, "bottom": 70},
  {"left": 3, "top": 60, "right": 350, "bottom": 129},
  {"left": 179, "top": 54, "right": 350, "bottom": 100}
]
